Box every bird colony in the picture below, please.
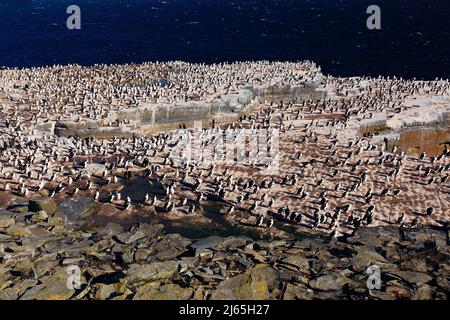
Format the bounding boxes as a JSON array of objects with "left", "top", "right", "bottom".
[{"left": 0, "top": 61, "right": 449, "bottom": 239}]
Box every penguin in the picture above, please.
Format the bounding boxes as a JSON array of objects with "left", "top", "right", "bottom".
[
  {"left": 257, "top": 216, "right": 264, "bottom": 227},
  {"left": 411, "top": 217, "right": 420, "bottom": 228},
  {"left": 187, "top": 204, "right": 195, "bottom": 214},
  {"left": 397, "top": 213, "right": 405, "bottom": 225}
]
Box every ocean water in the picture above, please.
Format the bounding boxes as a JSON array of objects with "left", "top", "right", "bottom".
[{"left": 0, "top": 0, "right": 449, "bottom": 79}]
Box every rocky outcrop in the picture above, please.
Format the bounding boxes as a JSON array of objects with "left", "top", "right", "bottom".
[
  {"left": 52, "top": 82, "right": 327, "bottom": 138},
  {"left": 0, "top": 197, "right": 448, "bottom": 300},
  {"left": 29, "top": 197, "right": 57, "bottom": 215}
]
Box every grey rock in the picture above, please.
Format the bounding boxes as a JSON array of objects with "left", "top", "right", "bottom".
[
  {"left": 135, "top": 223, "right": 164, "bottom": 239},
  {"left": 191, "top": 236, "right": 225, "bottom": 251},
  {"left": 56, "top": 196, "right": 95, "bottom": 222},
  {"left": 20, "top": 269, "right": 77, "bottom": 300},
  {"left": 151, "top": 234, "right": 191, "bottom": 260},
  {"left": 0, "top": 210, "right": 15, "bottom": 219},
  {"left": 402, "top": 227, "right": 447, "bottom": 248},
  {"left": 0, "top": 217, "right": 15, "bottom": 229},
  {"left": 309, "top": 272, "right": 353, "bottom": 291},
  {"left": 349, "top": 226, "right": 400, "bottom": 246},
  {"left": 387, "top": 270, "right": 433, "bottom": 285},
  {"left": 0, "top": 279, "right": 39, "bottom": 300},
  {"left": 126, "top": 260, "right": 179, "bottom": 284},
  {"left": 133, "top": 282, "right": 193, "bottom": 300},
  {"left": 283, "top": 283, "right": 314, "bottom": 300},
  {"left": 281, "top": 255, "right": 310, "bottom": 271},
  {"left": 115, "top": 230, "right": 146, "bottom": 244},
  {"left": 211, "top": 264, "right": 279, "bottom": 300}
]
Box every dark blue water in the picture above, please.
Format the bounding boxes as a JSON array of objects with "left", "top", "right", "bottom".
[{"left": 1, "top": 0, "right": 449, "bottom": 79}]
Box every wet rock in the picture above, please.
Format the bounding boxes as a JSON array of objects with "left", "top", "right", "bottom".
[
  {"left": 211, "top": 264, "right": 279, "bottom": 300},
  {"left": 133, "top": 282, "right": 193, "bottom": 300},
  {"left": 126, "top": 260, "right": 179, "bottom": 284}
]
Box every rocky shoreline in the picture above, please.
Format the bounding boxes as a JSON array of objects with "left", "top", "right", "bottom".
[{"left": 1, "top": 196, "right": 448, "bottom": 300}]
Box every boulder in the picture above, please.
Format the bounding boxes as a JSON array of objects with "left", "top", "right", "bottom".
[
  {"left": 6, "top": 225, "right": 31, "bottom": 237},
  {"left": 29, "top": 197, "right": 57, "bottom": 214},
  {"left": 31, "top": 210, "right": 48, "bottom": 222},
  {"left": 93, "top": 283, "right": 118, "bottom": 300},
  {"left": 190, "top": 236, "right": 225, "bottom": 251},
  {"left": 136, "top": 223, "right": 164, "bottom": 239},
  {"left": 56, "top": 197, "right": 95, "bottom": 222},
  {"left": 211, "top": 264, "right": 279, "bottom": 300},
  {"left": 20, "top": 269, "right": 77, "bottom": 300}
]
